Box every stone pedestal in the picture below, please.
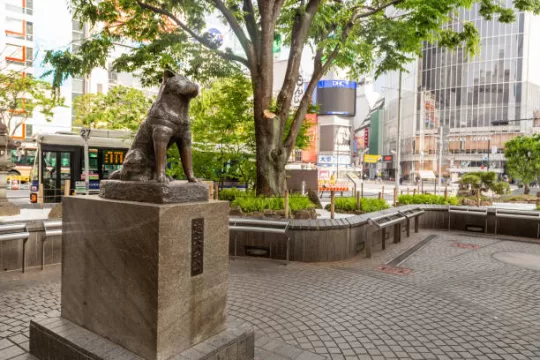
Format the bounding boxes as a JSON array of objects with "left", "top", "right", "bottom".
[{"left": 30, "top": 196, "right": 253, "bottom": 360}]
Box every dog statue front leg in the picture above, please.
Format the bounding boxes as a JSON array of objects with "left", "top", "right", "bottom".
[
  {"left": 153, "top": 126, "right": 173, "bottom": 183},
  {"left": 177, "top": 136, "right": 197, "bottom": 183}
]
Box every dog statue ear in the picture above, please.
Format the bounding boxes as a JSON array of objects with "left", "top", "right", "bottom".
[{"left": 163, "top": 69, "right": 176, "bottom": 80}]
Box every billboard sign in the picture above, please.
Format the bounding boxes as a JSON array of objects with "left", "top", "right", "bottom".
[{"left": 316, "top": 80, "right": 357, "bottom": 116}]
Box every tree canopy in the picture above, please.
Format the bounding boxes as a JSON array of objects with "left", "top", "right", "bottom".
[
  {"left": 504, "top": 134, "right": 540, "bottom": 195},
  {"left": 43, "top": 0, "right": 540, "bottom": 194},
  {"left": 73, "top": 85, "right": 153, "bottom": 131},
  {"left": 0, "top": 70, "right": 65, "bottom": 136},
  {"left": 168, "top": 74, "right": 313, "bottom": 187}
]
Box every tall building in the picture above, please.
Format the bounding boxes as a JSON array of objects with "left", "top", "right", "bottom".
[
  {"left": 361, "top": 3, "right": 540, "bottom": 181},
  {"left": 1, "top": 0, "right": 157, "bottom": 138}
]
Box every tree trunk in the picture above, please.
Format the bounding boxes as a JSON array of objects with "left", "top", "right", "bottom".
[
  {"left": 524, "top": 183, "right": 530, "bottom": 195},
  {"left": 254, "top": 110, "right": 288, "bottom": 196}
]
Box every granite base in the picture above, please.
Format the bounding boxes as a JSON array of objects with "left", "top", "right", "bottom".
[
  {"left": 30, "top": 317, "right": 254, "bottom": 360},
  {"left": 58, "top": 197, "right": 230, "bottom": 360},
  {"left": 99, "top": 180, "right": 209, "bottom": 204}
]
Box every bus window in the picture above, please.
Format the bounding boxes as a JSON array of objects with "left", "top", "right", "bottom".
[
  {"left": 102, "top": 149, "right": 125, "bottom": 179},
  {"left": 9, "top": 148, "right": 37, "bottom": 182}
]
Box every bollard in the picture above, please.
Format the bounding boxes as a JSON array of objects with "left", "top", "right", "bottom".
[
  {"left": 356, "top": 191, "right": 361, "bottom": 210},
  {"left": 214, "top": 183, "right": 219, "bottom": 200},
  {"left": 394, "top": 186, "right": 398, "bottom": 207},
  {"left": 284, "top": 190, "right": 289, "bottom": 219},
  {"left": 361, "top": 182, "right": 364, "bottom": 198},
  {"left": 378, "top": 192, "right": 382, "bottom": 200},
  {"left": 382, "top": 185, "right": 385, "bottom": 197},
  {"left": 444, "top": 185, "right": 448, "bottom": 200},
  {"left": 64, "top": 179, "right": 71, "bottom": 197},
  {"left": 330, "top": 191, "right": 335, "bottom": 219},
  {"left": 407, "top": 187, "right": 410, "bottom": 195},
  {"left": 38, "top": 185, "right": 44, "bottom": 209},
  {"left": 413, "top": 188, "right": 416, "bottom": 196},
  {"left": 208, "top": 182, "right": 214, "bottom": 200}
]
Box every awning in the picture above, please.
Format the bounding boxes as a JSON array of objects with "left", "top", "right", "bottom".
[{"left": 417, "top": 170, "right": 436, "bottom": 179}]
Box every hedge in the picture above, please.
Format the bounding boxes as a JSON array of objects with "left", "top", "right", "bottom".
[
  {"left": 324, "top": 197, "right": 389, "bottom": 213},
  {"left": 398, "top": 194, "right": 459, "bottom": 205},
  {"left": 231, "top": 194, "right": 315, "bottom": 213}
]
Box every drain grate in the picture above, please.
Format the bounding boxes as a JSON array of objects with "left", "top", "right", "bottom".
[{"left": 386, "top": 234, "right": 438, "bottom": 266}]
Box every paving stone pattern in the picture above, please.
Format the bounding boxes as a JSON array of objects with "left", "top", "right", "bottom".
[{"left": 1, "top": 231, "right": 540, "bottom": 360}]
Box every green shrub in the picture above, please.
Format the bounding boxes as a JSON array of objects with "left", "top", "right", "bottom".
[
  {"left": 398, "top": 194, "right": 458, "bottom": 205},
  {"left": 218, "top": 188, "right": 255, "bottom": 202},
  {"left": 490, "top": 182, "right": 510, "bottom": 195},
  {"left": 324, "top": 197, "right": 389, "bottom": 213},
  {"left": 231, "top": 194, "right": 314, "bottom": 213}
]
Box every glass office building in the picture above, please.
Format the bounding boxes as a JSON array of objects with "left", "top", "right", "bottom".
[{"left": 373, "top": 2, "right": 540, "bottom": 181}]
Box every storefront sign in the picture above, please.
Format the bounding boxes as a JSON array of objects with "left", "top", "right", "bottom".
[
  {"left": 364, "top": 154, "right": 381, "bottom": 163},
  {"left": 382, "top": 155, "right": 393, "bottom": 162},
  {"left": 75, "top": 181, "right": 86, "bottom": 194}
]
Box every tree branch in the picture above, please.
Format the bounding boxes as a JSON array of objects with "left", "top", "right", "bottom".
[
  {"left": 243, "top": 0, "right": 260, "bottom": 55},
  {"left": 135, "top": 0, "right": 249, "bottom": 67},
  {"left": 354, "top": 0, "right": 405, "bottom": 20},
  {"left": 275, "top": 0, "right": 322, "bottom": 132},
  {"left": 210, "top": 0, "right": 255, "bottom": 68}
]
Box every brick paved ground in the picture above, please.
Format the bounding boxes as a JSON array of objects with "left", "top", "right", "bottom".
[{"left": 1, "top": 231, "right": 540, "bottom": 360}]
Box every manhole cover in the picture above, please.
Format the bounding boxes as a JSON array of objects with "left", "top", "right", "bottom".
[
  {"left": 375, "top": 265, "right": 412, "bottom": 275},
  {"left": 493, "top": 252, "right": 540, "bottom": 271},
  {"left": 452, "top": 242, "right": 480, "bottom": 249}
]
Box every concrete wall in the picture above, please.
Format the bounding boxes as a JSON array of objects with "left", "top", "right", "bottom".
[
  {"left": 230, "top": 205, "right": 540, "bottom": 262},
  {"left": 0, "top": 221, "right": 61, "bottom": 272}
]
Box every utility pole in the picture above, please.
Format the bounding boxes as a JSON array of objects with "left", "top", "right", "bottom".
[
  {"left": 487, "top": 137, "right": 491, "bottom": 172},
  {"left": 438, "top": 125, "right": 443, "bottom": 188},
  {"left": 396, "top": 70, "right": 402, "bottom": 190},
  {"left": 419, "top": 91, "right": 425, "bottom": 172}
]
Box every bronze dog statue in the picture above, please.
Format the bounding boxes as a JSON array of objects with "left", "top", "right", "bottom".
[{"left": 111, "top": 69, "right": 199, "bottom": 183}]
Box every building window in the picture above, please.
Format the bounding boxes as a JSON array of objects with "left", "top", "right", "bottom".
[
  {"left": 295, "top": 149, "right": 302, "bottom": 162},
  {"left": 5, "top": 0, "right": 32, "bottom": 15},
  {"left": 108, "top": 64, "right": 118, "bottom": 84},
  {"left": 5, "top": 17, "right": 33, "bottom": 40},
  {"left": 5, "top": 44, "right": 32, "bottom": 66},
  {"left": 25, "top": 124, "right": 33, "bottom": 137}
]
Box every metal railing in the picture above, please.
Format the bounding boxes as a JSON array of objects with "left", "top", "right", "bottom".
[
  {"left": 229, "top": 218, "right": 290, "bottom": 265},
  {"left": 42, "top": 220, "right": 62, "bottom": 269},
  {"left": 448, "top": 206, "right": 488, "bottom": 232},
  {"left": 495, "top": 209, "right": 540, "bottom": 238},
  {"left": 398, "top": 208, "right": 425, "bottom": 237},
  {"left": 367, "top": 213, "right": 407, "bottom": 254},
  {"left": 0, "top": 223, "right": 29, "bottom": 272}
]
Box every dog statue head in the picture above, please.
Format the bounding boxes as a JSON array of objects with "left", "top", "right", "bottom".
[{"left": 162, "top": 69, "right": 199, "bottom": 98}]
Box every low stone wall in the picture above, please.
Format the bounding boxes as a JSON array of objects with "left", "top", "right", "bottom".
[
  {"left": 230, "top": 205, "right": 540, "bottom": 262},
  {"left": 0, "top": 220, "right": 61, "bottom": 272},
  {"left": 2, "top": 205, "right": 539, "bottom": 272}
]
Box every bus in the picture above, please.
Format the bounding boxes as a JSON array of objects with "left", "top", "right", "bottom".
[
  {"left": 29, "top": 130, "right": 132, "bottom": 203},
  {"left": 8, "top": 143, "right": 37, "bottom": 183}
]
